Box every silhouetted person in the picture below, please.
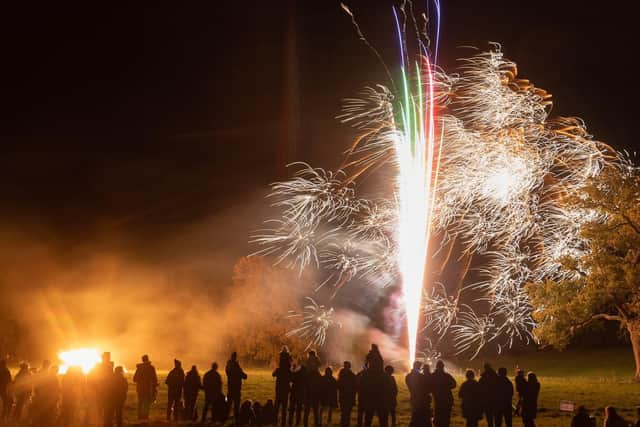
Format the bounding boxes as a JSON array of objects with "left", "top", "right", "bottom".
[
  {"left": 12, "top": 362, "right": 31, "bottom": 421},
  {"left": 254, "top": 401, "right": 264, "bottom": 426},
  {"left": 227, "top": 351, "right": 248, "bottom": 419},
  {"left": 183, "top": 365, "right": 202, "bottom": 421},
  {"left": 406, "top": 361, "right": 430, "bottom": 427},
  {"left": 458, "top": 370, "right": 482, "bottom": 427},
  {"left": 133, "top": 354, "right": 158, "bottom": 421},
  {"left": 305, "top": 351, "right": 321, "bottom": 374},
  {"left": 572, "top": 406, "right": 594, "bottom": 427},
  {"left": 514, "top": 370, "right": 525, "bottom": 417},
  {"left": 238, "top": 400, "right": 257, "bottom": 426},
  {"left": 520, "top": 373, "right": 539, "bottom": 427},
  {"left": 288, "top": 362, "right": 307, "bottom": 427},
  {"left": 60, "top": 366, "right": 83, "bottom": 427},
  {"left": 424, "top": 363, "right": 435, "bottom": 427},
  {"left": 320, "top": 367, "right": 338, "bottom": 426},
  {"left": 635, "top": 406, "right": 640, "bottom": 427},
  {"left": 496, "top": 367, "right": 514, "bottom": 427},
  {"left": 33, "top": 361, "right": 59, "bottom": 426},
  {"left": 90, "top": 352, "right": 114, "bottom": 426},
  {"left": 110, "top": 366, "right": 128, "bottom": 427},
  {"left": 360, "top": 365, "right": 392, "bottom": 427},
  {"left": 31, "top": 360, "right": 48, "bottom": 423},
  {"left": 356, "top": 363, "right": 368, "bottom": 427},
  {"left": 165, "top": 358, "right": 185, "bottom": 421},
  {"left": 202, "top": 362, "right": 223, "bottom": 423},
  {"left": 0, "top": 360, "right": 12, "bottom": 420},
  {"left": 479, "top": 363, "right": 499, "bottom": 427},
  {"left": 280, "top": 346, "right": 293, "bottom": 370},
  {"left": 366, "top": 344, "right": 384, "bottom": 373},
  {"left": 47, "top": 365, "right": 61, "bottom": 424},
  {"left": 385, "top": 366, "right": 398, "bottom": 427},
  {"left": 431, "top": 360, "right": 456, "bottom": 427},
  {"left": 263, "top": 399, "right": 277, "bottom": 425},
  {"left": 304, "top": 368, "right": 322, "bottom": 427},
  {"left": 214, "top": 394, "right": 232, "bottom": 424},
  {"left": 273, "top": 359, "right": 291, "bottom": 426},
  {"left": 337, "top": 361, "right": 357, "bottom": 427},
  {"left": 605, "top": 407, "right": 627, "bottom": 427}
]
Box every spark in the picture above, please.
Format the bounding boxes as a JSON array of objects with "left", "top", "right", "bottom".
[
  {"left": 287, "top": 297, "right": 341, "bottom": 350},
  {"left": 451, "top": 309, "right": 496, "bottom": 360},
  {"left": 421, "top": 283, "right": 457, "bottom": 337}
]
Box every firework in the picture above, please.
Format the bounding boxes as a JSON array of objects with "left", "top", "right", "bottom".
[
  {"left": 286, "top": 297, "right": 340, "bottom": 350},
  {"left": 252, "top": 5, "right": 613, "bottom": 360},
  {"left": 450, "top": 309, "right": 496, "bottom": 359},
  {"left": 421, "top": 283, "right": 458, "bottom": 337},
  {"left": 391, "top": 8, "right": 440, "bottom": 364}
]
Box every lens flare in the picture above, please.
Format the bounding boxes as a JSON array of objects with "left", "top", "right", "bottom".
[{"left": 58, "top": 348, "right": 102, "bottom": 374}]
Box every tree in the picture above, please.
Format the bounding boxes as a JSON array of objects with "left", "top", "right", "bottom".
[
  {"left": 223, "top": 257, "right": 308, "bottom": 364},
  {"left": 527, "top": 161, "right": 640, "bottom": 380}
]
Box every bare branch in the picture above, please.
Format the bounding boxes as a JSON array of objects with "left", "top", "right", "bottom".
[{"left": 620, "top": 212, "right": 640, "bottom": 235}]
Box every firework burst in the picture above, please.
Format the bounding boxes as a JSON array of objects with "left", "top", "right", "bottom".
[
  {"left": 286, "top": 297, "right": 341, "bottom": 350},
  {"left": 251, "top": 4, "right": 614, "bottom": 360}
]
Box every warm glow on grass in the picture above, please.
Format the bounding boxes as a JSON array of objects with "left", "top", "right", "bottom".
[{"left": 58, "top": 348, "right": 102, "bottom": 374}]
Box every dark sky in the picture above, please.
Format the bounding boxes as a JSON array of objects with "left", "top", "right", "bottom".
[{"left": 1, "top": 0, "right": 638, "bottom": 285}]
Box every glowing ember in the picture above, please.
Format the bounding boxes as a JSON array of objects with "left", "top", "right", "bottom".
[{"left": 58, "top": 348, "right": 102, "bottom": 374}]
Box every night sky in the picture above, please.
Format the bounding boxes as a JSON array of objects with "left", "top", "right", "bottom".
[{"left": 1, "top": 1, "right": 638, "bottom": 288}]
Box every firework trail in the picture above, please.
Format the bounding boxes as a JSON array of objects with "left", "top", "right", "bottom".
[
  {"left": 251, "top": 4, "right": 614, "bottom": 358},
  {"left": 391, "top": 3, "right": 441, "bottom": 363}
]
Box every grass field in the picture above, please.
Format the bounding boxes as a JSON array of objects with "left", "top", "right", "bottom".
[{"left": 113, "top": 347, "right": 638, "bottom": 426}]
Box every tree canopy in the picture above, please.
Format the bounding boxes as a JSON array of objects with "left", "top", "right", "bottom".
[{"left": 527, "top": 160, "right": 640, "bottom": 379}]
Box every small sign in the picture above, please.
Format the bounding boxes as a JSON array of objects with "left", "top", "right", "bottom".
[{"left": 560, "top": 400, "right": 576, "bottom": 412}]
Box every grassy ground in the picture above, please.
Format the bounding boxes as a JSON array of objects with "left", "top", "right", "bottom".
[
  {"left": 6, "top": 347, "right": 637, "bottom": 426},
  {"left": 116, "top": 347, "right": 638, "bottom": 426}
]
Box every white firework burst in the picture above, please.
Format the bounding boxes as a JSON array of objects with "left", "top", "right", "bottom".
[{"left": 286, "top": 297, "right": 341, "bottom": 350}]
